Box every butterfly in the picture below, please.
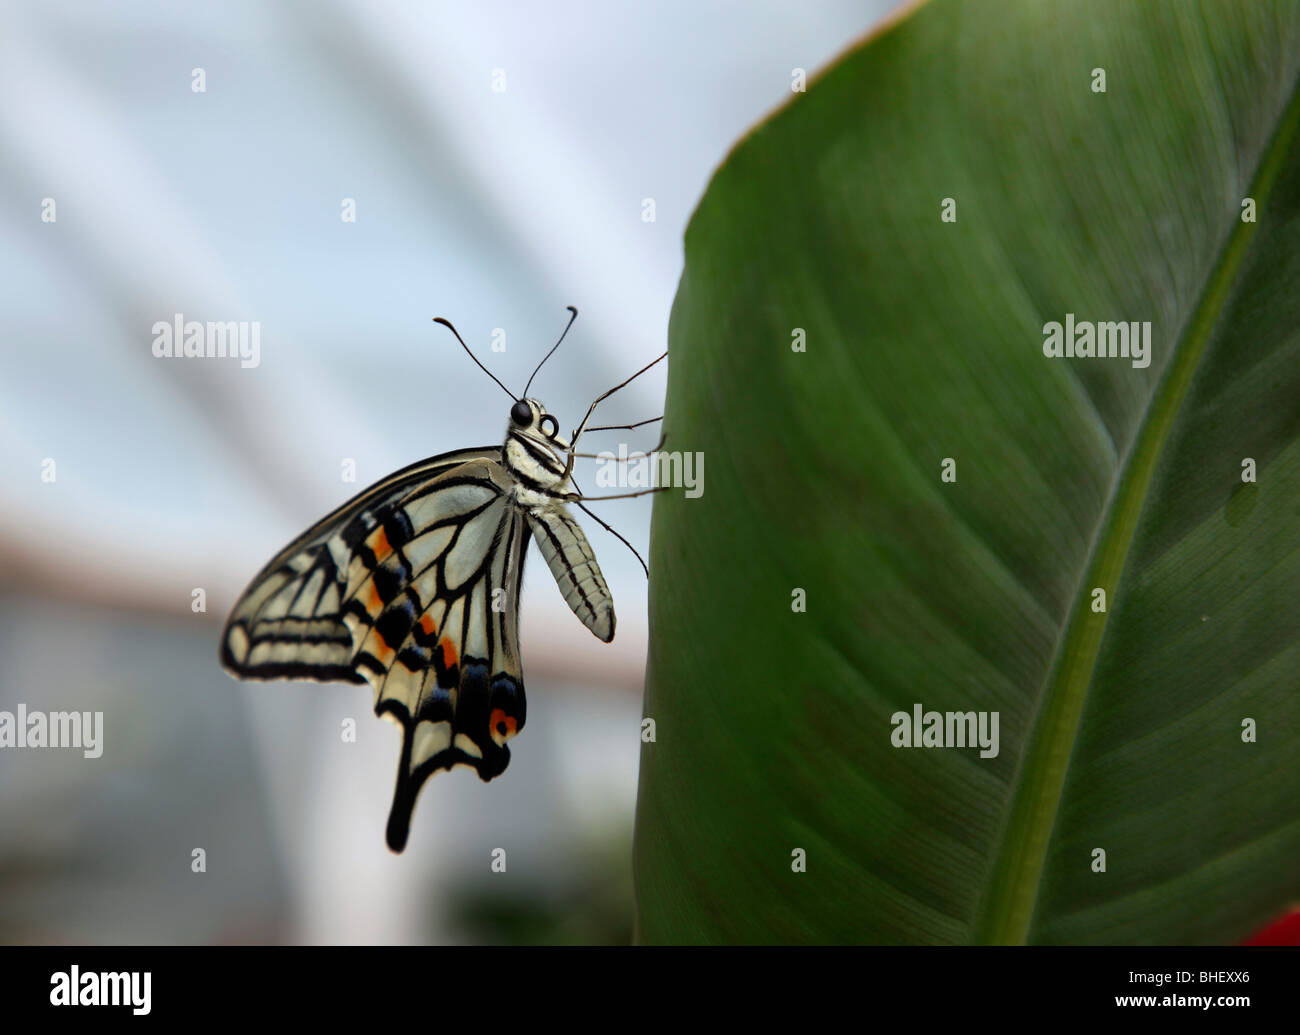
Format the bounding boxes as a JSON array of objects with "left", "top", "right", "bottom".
[{"left": 220, "top": 307, "right": 665, "bottom": 852}]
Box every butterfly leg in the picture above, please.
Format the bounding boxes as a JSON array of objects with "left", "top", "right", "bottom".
[
  {"left": 581, "top": 416, "right": 664, "bottom": 433},
  {"left": 564, "top": 429, "right": 667, "bottom": 469},
  {"left": 567, "top": 471, "right": 650, "bottom": 576},
  {"left": 561, "top": 431, "right": 673, "bottom": 503},
  {"left": 564, "top": 486, "right": 671, "bottom": 502},
  {"left": 567, "top": 353, "right": 667, "bottom": 459}
]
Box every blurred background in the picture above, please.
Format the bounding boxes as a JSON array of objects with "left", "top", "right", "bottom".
[{"left": 0, "top": 0, "right": 893, "bottom": 944}]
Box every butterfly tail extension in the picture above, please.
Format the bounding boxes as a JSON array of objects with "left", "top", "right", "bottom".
[
  {"left": 526, "top": 509, "right": 616, "bottom": 642},
  {"left": 378, "top": 663, "right": 524, "bottom": 853}
]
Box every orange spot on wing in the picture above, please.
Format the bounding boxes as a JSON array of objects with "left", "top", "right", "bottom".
[
  {"left": 438, "top": 638, "right": 458, "bottom": 670},
  {"left": 419, "top": 614, "right": 436, "bottom": 635},
  {"left": 368, "top": 527, "right": 391, "bottom": 560},
  {"left": 490, "top": 707, "right": 517, "bottom": 738},
  {"left": 368, "top": 583, "right": 383, "bottom": 612},
  {"left": 367, "top": 630, "right": 394, "bottom": 660}
]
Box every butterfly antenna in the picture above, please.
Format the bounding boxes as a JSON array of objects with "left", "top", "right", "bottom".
[
  {"left": 523, "top": 305, "right": 579, "bottom": 397},
  {"left": 433, "top": 317, "right": 517, "bottom": 402}
]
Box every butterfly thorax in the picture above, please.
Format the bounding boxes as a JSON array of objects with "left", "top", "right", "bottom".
[
  {"left": 502, "top": 396, "right": 615, "bottom": 647},
  {"left": 503, "top": 397, "right": 573, "bottom": 505}
]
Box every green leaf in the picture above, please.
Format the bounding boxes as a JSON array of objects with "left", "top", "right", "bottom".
[{"left": 634, "top": 0, "right": 1300, "bottom": 944}]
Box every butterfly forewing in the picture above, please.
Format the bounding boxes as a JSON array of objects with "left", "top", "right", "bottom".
[
  {"left": 221, "top": 448, "right": 494, "bottom": 678},
  {"left": 220, "top": 447, "right": 531, "bottom": 851}
]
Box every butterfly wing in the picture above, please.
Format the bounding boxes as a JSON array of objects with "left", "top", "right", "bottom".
[{"left": 220, "top": 447, "right": 531, "bottom": 852}]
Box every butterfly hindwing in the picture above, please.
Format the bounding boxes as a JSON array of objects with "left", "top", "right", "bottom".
[
  {"left": 361, "top": 469, "right": 530, "bottom": 851},
  {"left": 220, "top": 447, "right": 531, "bottom": 851}
]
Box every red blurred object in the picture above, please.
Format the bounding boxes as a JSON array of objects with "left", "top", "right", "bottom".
[{"left": 1241, "top": 908, "right": 1300, "bottom": 945}]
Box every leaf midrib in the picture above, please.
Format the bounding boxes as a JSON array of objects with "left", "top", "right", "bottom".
[{"left": 972, "top": 75, "right": 1300, "bottom": 945}]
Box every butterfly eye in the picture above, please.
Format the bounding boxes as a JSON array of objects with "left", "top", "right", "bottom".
[
  {"left": 510, "top": 400, "right": 532, "bottom": 426},
  {"left": 539, "top": 414, "right": 559, "bottom": 439}
]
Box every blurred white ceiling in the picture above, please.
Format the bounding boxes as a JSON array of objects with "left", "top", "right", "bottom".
[{"left": 0, "top": 0, "right": 894, "bottom": 690}]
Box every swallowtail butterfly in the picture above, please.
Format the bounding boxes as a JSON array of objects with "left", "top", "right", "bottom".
[{"left": 221, "top": 308, "right": 663, "bottom": 851}]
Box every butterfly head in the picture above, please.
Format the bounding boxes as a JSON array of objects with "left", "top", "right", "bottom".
[{"left": 504, "top": 397, "right": 570, "bottom": 489}]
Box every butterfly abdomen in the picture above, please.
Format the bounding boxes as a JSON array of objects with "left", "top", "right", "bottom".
[{"left": 527, "top": 508, "right": 615, "bottom": 643}]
